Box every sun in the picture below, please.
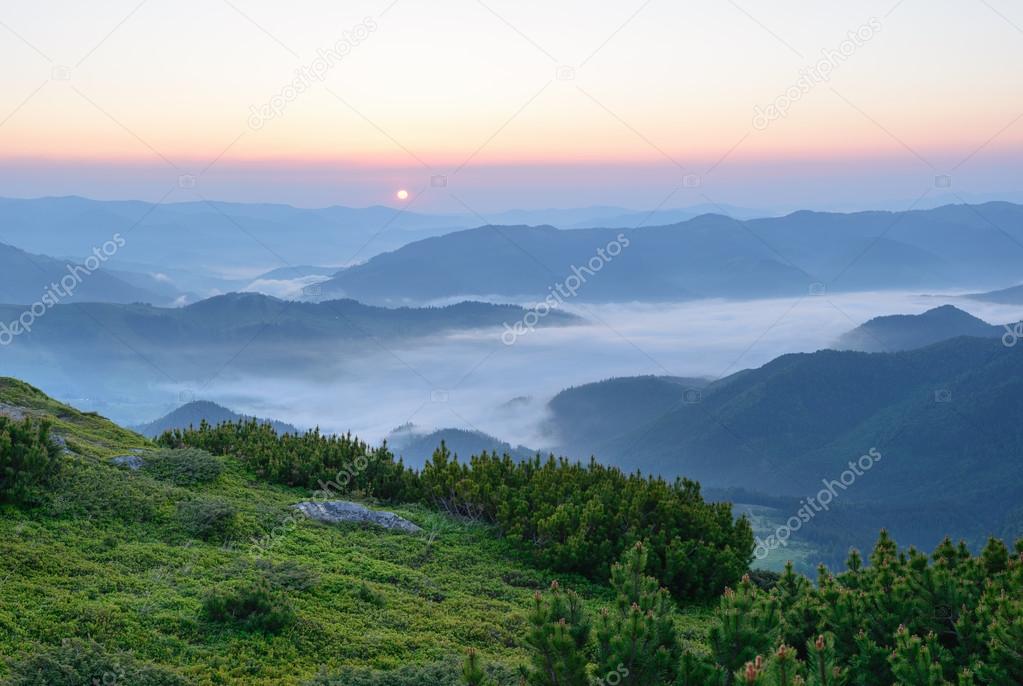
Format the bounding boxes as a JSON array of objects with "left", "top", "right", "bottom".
[{"left": 396, "top": 189, "right": 409, "bottom": 201}]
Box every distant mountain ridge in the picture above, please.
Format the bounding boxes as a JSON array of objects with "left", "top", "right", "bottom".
[
  {"left": 833, "top": 305, "right": 1003, "bottom": 352},
  {"left": 386, "top": 424, "right": 535, "bottom": 469},
  {"left": 0, "top": 292, "right": 580, "bottom": 414},
  {"left": 132, "top": 400, "right": 299, "bottom": 438},
  {"left": 963, "top": 283, "right": 1023, "bottom": 305},
  {"left": 0, "top": 292, "right": 579, "bottom": 347},
  {"left": 0, "top": 196, "right": 771, "bottom": 298},
  {"left": 317, "top": 202, "right": 1023, "bottom": 304},
  {"left": 0, "top": 240, "right": 168, "bottom": 306}
]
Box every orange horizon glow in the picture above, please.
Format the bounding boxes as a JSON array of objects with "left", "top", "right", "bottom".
[{"left": 1, "top": 0, "right": 1020, "bottom": 209}]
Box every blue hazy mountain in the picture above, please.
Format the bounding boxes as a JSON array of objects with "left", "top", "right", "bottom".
[
  {"left": 0, "top": 292, "right": 577, "bottom": 349},
  {"left": 0, "top": 293, "right": 580, "bottom": 416},
  {"left": 575, "top": 336, "right": 1022, "bottom": 503},
  {"left": 0, "top": 196, "right": 468, "bottom": 295},
  {"left": 543, "top": 376, "right": 712, "bottom": 458},
  {"left": 132, "top": 400, "right": 300, "bottom": 438},
  {"left": 541, "top": 335, "right": 1023, "bottom": 556},
  {"left": 386, "top": 424, "right": 535, "bottom": 470},
  {"left": 566, "top": 203, "right": 769, "bottom": 228},
  {"left": 0, "top": 196, "right": 773, "bottom": 298},
  {"left": 963, "top": 282, "right": 1023, "bottom": 305},
  {"left": 252, "top": 265, "right": 340, "bottom": 281},
  {"left": 833, "top": 305, "right": 1003, "bottom": 352},
  {"left": 318, "top": 203, "right": 1023, "bottom": 304},
  {"left": 0, "top": 240, "right": 169, "bottom": 305}
]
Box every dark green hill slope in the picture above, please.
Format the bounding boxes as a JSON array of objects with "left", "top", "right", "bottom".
[{"left": 602, "top": 336, "right": 1023, "bottom": 503}]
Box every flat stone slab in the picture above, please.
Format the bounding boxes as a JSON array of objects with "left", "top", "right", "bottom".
[
  {"left": 111, "top": 455, "right": 145, "bottom": 470},
  {"left": 293, "top": 500, "right": 422, "bottom": 533}
]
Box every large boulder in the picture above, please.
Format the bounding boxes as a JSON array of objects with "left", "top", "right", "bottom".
[{"left": 293, "top": 500, "right": 422, "bottom": 533}]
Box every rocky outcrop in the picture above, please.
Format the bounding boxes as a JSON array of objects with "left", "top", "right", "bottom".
[
  {"left": 0, "top": 403, "right": 27, "bottom": 421},
  {"left": 111, "top": 455, "right": 145, "bottom": 470},
  {"left": 292, "top": 500, "right": 422, "bottom": 533}
]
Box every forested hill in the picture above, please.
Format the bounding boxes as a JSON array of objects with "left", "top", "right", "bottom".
[
  {"left": 555, "top": 336, "right": 1020, "bottom": 500},
  {"left": 0, "top": 292, "right": 578, "bottom": 345},
  {"left": 386, "top": 425, "right": 535, "bottom": 469},
  {"left": 543, "top": 375, "right": 711, "bottom": 458},
  {"left": 0, "top": 240, "right": 165, "bottom": 306},
  {"left": 833, "top": 304, "right": 1003, "bottom": 352}
]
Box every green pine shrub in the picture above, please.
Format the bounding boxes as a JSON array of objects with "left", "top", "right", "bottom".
[
  {"left": 142, "top": 447, "right": 223, "bottom": 486},
  {"left": 469, "top": 532, "right": 1023, "bottom": 686},
  {"left": 176, "top": 497, "right": 237, "bottom": 541},
  {"left": 0, "top": 416, "right": 62, "bottom": 505},
  {"left": 45, "top": 459, "right": 164, "bottom": 522},
  {"left": 201, "top": 578, "right": 295, "bottom": 633}
]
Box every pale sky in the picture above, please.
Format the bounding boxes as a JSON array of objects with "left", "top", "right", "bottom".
[{"left": 1, "top": 0, "right": 1021, "bottom": 211}]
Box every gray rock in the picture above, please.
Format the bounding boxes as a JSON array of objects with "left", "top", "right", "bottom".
[
  {"left": 292, "top": 500, "right": 422, "bottom": 533},
  {"left": 51, "top": 433, "right": 74, "bottom": 454},
  {"left": 0, "top": 403, "right": 27, "bottom": 421},
  {"left": 111, "top": 455, "right": 145, "bottom": 470}
]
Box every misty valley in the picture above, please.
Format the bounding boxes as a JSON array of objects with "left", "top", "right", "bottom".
[
  {"left": 2, "top": 193, "right": 1023, "bottom": 685},
  {"left": 3, "top": 3, "right": 1023, "bottom": 682}
]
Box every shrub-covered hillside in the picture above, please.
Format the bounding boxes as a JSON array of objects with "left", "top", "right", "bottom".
[
  {"left": 0, "top": 378, "right": 715, "bottom": 685},
  {"left": 159, "top": 420, "right": 754, "bottom": 601}
]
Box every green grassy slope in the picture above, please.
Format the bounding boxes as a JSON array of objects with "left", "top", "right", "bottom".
[
  {"left": 0, "top": 377, "right": 150, "bottom": 458},
  {"left": 1, "top": 378, "right": 714, "bottom": 685}
]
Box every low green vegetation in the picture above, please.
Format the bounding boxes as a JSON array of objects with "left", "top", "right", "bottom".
[
  {"left": 160, "top": 420, "right": 754, "bottom": 601},
  {"left": 4, "top": 638, "right": 190, "bottom": 686},
  {"left": 143, "top": 448, "right": 225, "bottom": 486},
  {"left": 0, "top": 378, "right": 148, "bottom": 459}
]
